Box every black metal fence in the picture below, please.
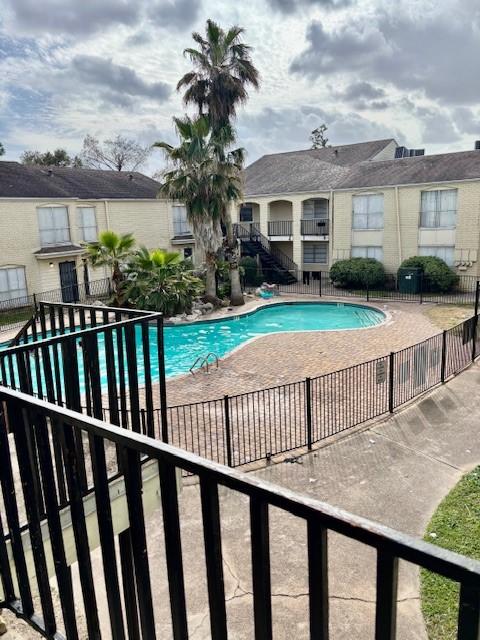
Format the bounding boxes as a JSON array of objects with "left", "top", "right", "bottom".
[
  {"left": 10, "top": 299, "right": 154, "bottom": 347},
  {"left": 244, "top": 268, "right": 479, "bottom": 306},
  {"left": 1, "top": 298, "right": 479, "bottom": 471},
  {"left": 0, "top": 278, "right": 112, "bottom": 335},
  {"left": 1, "top": 386, "right": 480, "bottom": 639},
  {"left": 95, "top": 312, "right": 478, "bottom": 469},
  {"left": 0, "top": 305, "right": 169, "bottom": 442}
]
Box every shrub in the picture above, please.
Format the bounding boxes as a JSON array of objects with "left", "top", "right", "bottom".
[
  {"left": 122, "top": 247, "right": 204, "bottom": 316},
  {"left": 399, "top": 256, "right": 459, "bottom": 293},
  {"left": 239, "top": 256, "right": 262, "bottom": 286},
  {"left": 329, "top": 257, "right": 386, "bottom": 289}
]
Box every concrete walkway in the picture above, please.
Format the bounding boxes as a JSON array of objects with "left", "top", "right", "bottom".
[
  {"left": 177, "top": 360, "right": 480, "bottom": 639},
  {"left": 4, "top": 362, "right": 480, "bottom": 639}
]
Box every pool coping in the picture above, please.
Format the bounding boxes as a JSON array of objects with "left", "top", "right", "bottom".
[{"left": 165, "top": 295, "right": 393, "bottom": 381}]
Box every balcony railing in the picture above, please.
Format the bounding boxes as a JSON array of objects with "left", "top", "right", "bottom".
[
  {"left": 267, "top": 219, "right": 293, "bottom": 236},
  {"left": 301, "top": 218, "right": 329, "bottom": 235},
  {"left": 1, "top": 385, "right": 480, "bottom": 639}
]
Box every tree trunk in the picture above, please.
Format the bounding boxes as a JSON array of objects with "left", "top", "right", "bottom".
[
  {"left": 205, "top": 256, "right": 217, "bottom": 299},
  {"left": 229, "top": 263, "right": 245, "bottom": 306},
  {"left": 224, "top": 208, "right": 245, "bottom": 306}
]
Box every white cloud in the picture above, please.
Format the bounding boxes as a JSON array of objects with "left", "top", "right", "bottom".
[{"left": 0, "top": 0, "right": 479, "bottom": 172}]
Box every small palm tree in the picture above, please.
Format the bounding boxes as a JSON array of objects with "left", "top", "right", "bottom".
[
  {"left": 123, "top": 247, "right": 203, "bottom": 316},
  {"left": 86, "top": 230, "right": 135, "bottom": 304},
  {"left": 177, "top": 20, "right": 260, "bottom": 305},
  {"left": 154, "top": 116, "right": 243, "bottom": 302}
]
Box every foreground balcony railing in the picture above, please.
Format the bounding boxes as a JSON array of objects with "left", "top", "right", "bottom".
[
  {"left": 301, "top": 218, "right": 329, "bottom": 235},
  {"left": 1, "top": 386, "right": 480, "bottom": 639},
  {"left": 267, "top": 219, "right": 293, "bottom": 236}
]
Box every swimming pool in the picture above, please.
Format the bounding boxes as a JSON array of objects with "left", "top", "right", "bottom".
[
  {"left": 1, "top": 302, "right": 385, "bottom": 392},
  {"left": 163, "top": 301, "right": 385, "bottom": 377}
]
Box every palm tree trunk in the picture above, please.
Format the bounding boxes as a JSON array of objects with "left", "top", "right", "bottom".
[
  {"left": 224, "top": 210, "right": 245, "bottom": 306},
  {"left": 205, "top": 254, "right": 217, "bottom": 299}
]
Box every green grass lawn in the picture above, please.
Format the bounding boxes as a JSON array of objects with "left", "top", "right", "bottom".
[
  {"left": 421, "top": 466, "right": 480, "bottom": 639},
  {"left": 0, "top": 307, "right": 33, "bottom": 329}
]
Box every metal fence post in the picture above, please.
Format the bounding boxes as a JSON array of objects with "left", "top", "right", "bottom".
[
  {"left": 157, "top": 316, "right": 169, "bottom": 443},
  {"left": 472, "top": 281, "right": 480, "bottom": 362},
  {"left": 419, "top": 273, "right": 423, "bottom": 304},
  {"left": 224, "top": 395, "right": 233, "bottom": 467},
  {"left": 441, "top": 330, "right": 447, "bottom": 383},
  {"left": 319, "top": 272, "right": 322, "bottom": 297},
  {"left": 305, "top": 377, "right": 313, "bottom": 450},
  {"left": 32, "top": 293, "right": 38, "bottom": 312},
  {"left": 366, "top": 278, "right": 370, "bottom": 302},
  {"left": 388, "top": 352, "right": 395, "bottom": 413}
]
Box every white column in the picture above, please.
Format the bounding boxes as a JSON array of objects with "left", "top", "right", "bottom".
[
  {"left": 259, "top": 201, "right": 269, "bottom": 236},
  {"left": 292, "top": 198, "right": 302, "bottom": 267}
]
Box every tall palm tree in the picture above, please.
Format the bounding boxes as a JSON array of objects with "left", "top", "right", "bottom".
[
  {"left": 154, "top": 116, "right": 243, "bottom": 302},
  {"left": 177, "top": 20, "right": 260, "bottom": 306},
  {"left": 178, "top": 20, "right": 259, "bottom": 130},
  {"left": 86, "top": 230, "right": 135, "bottom": 304}
]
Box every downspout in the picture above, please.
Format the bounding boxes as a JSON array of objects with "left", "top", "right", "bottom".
[
  {"left": 395, "top": 186, "right": 402, "bottom": 264},
  {"left": 104, "top": 200, "right": 111, "bottom": 229},
  {"left": 103, "top": 200, "right": 111, "bottom": 281},
  {"left": 329, "top": 189, "right": 334, "bottom": 265}
]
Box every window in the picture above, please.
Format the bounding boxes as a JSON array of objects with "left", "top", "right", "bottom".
[
  {"left": 352, "top": 194, "right": 384, "bottom": 229},
  {"left": 418, "top": 246, "right": 454, "bottom": 266},
  {"left": 37, "top": 206, "right": 70, "bottom": 246},
  {"left": 0, "top": 267, "right": 27, "bottom": 302},
  {"left": 303, "top": 242, "right": 328, "bottom": 264},
  {"left": 303, "top": 199, "right": 328, "bottom": 220},
  {"left": 420, "top": 189, "right": 457, "bottom": 228},
  {"left": 172, "top": 205, "right": 191, "bottom": 236},
  {"left": 240, "top": 205, "right": 253, "bottom": 222},
  {"left": 351, "top": 246, "right": 383, "bottom": 261},
  {"left": 77, "top": 207, "right": 97, "bottom": 242}
]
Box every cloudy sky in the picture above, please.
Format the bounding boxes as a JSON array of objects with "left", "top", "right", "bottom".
[{"left": 1, "top": 0, "right": 479, "bottom": 174}]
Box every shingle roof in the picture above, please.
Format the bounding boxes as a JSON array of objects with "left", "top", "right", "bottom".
[
  {"left": 0, "top": 162, "right": 160, "bottom": 199},
  {"left": 243, "top": 140, "right": 480, "bottom": 196},
  {"left": 243, "top": 139, "right": 395, "bottom": 196},
  {"left": 335, "top": 151, "right": 480, "bottom": 189},
  {"left": 243, "top": 153, "right": 350, "bottom": 197}
]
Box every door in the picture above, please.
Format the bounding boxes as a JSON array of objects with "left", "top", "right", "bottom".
[{"left": 59, "top": 261, "right": 79, "bottom": 303}]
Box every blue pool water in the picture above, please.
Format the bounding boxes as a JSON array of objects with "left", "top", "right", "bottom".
[
  {"left": 163, "top": 302, "right": 384, "bottom": 378},
  {"left": 2, "top": 302, "right": 385, "bottom": 393}
]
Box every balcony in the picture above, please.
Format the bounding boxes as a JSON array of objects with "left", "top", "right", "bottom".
[
  {"left": 267, "top": 219, "right": 293, "bottom": 238},
  {"left": 301, "top": 218, "right": 329, "bottom": 236},
  {"left": 0, "top": 301, "right": 480, "bottom": 639}
]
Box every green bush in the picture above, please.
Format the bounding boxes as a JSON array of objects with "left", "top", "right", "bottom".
[
  {"left": 399, "top": 256, "right": 459, "bottom": 293},
  {"left": 123, "top": 247, "right": 204, "bottom": 316},
  {"left": 239, "top": 256, "right": 262, "bottom": 286},
  {"left": 329, "top": 257, "right": 386, "bottom": 289}
]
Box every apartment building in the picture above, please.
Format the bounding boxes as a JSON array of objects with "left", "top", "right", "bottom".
[
  {"left": 236, "top": 139, "right": 480, "bottom": 277},
  {"left": 0, "top": 162, "right": 197, "bottom": 301}
]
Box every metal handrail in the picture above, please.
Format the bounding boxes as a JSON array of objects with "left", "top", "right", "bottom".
[
  {"left": 1, "top": 385, "right": 480, "bottom": 639},
  {"left": 233, "top": 223, "right": 299, "bottom": 276},
  {"left": 189, "top": 352, "right": 219, "bottom": 375}
]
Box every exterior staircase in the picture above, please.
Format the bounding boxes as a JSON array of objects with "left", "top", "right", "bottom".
[{"left": 234, "top": 223, "right": 298, "bottom": 284}]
